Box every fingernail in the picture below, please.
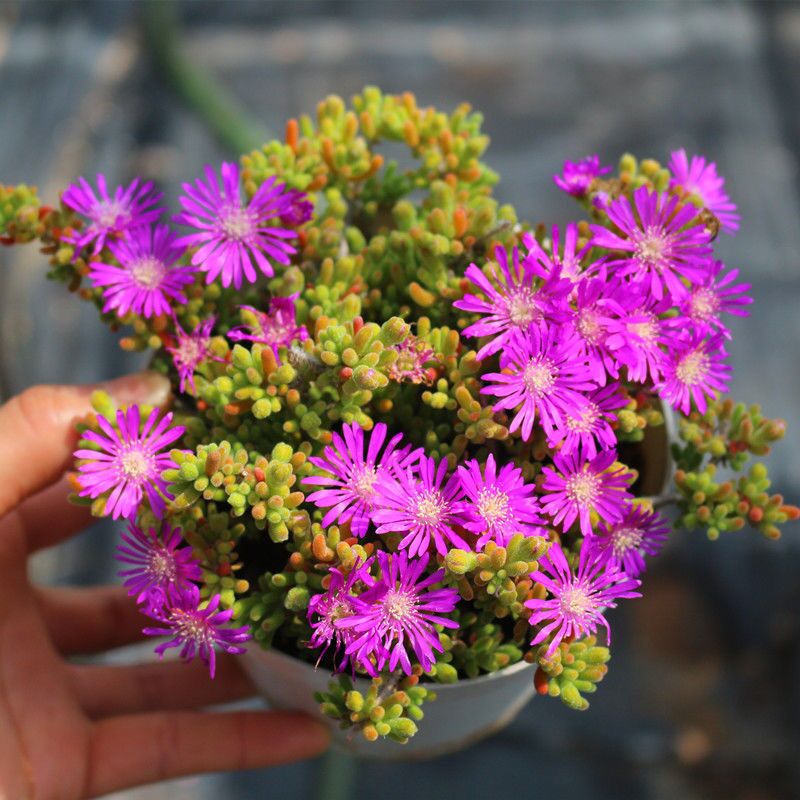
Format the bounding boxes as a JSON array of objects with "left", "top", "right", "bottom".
[{"left": 101, "top": 371, "right": 172, "bottom": 407}]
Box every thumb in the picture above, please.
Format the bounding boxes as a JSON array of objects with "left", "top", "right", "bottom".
[{"left": 0, "top": 371, "right": 172, "bottom": 518}]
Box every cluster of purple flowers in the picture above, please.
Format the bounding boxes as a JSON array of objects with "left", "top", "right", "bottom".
[
  {"left": 71, "top": 147, "right": 746, "bottom": 681},
  {"left": 63, "top": 164, "right": 311, "bottom": 392},
  {"left": 307, "top": 550, "right": 459, "bottom": 676},
  {"left": 305, "top": 422, "right": 548, "bottom": 553},
  {"left": 118, "top": 522, "right": 250, "bottom": 678},
  {"left": 305, "top": 150, "right": 746, "bottom": 672},
  {"left": 74, "top": 404, "right": 249, "bottom": 676}
]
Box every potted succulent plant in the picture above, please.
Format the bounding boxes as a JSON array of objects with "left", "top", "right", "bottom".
[{"left": 2, "top": 87, "right": 796, "bottom": 759}]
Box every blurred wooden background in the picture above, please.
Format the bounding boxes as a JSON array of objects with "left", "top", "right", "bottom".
[{"left": 1, "top": 2, "right": 799, "bottom": 798}]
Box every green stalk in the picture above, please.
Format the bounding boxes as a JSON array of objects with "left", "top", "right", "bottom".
[{"left": 140, "top": 0, "right": 268, "bottom": 155}]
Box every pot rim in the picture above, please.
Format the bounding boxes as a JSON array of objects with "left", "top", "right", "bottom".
[{"left": 241, "top": 641, "right": 534, "bottom": 692}]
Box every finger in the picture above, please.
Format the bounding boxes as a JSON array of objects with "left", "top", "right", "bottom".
[
  {"left": 35, "top": 585, "right": 147, "bottom": 655},
  {"left": 71, "top": 654, "right": 257, "bottom": 718},
  {"left": 0, "top": 372, "right": 171, "bottom": 519},
  {"left": 87, "top": 710, "right": 330, "bottom": 797},
  {"left": 0, "top": 477, "right": 94, "bottom": 554}
]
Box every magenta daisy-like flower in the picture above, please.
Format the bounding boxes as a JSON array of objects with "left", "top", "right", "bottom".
[
  {"left": 522, "top": 222, "right": 598, "bottom": 288},
  {"left": 307, "top": 559, "right": 371, "bottom": 670},
  {"left": 674, "top": 260, "right": 752, "bottom": 339},
  {"left": 116, "top": 522, "right": 202, "bottom": 610},
  {"left": 456, "top": 454, "right": 546, "bottom": 547},
  {"left": 227, "top": 294, "right": 308, "bottom": 354},
  {"left": 657, "top": 332, "right": 731, "bottom": 414},
  {"left": 305, "top": 422, "right": 420, "bottom": 538},
  {"left": 525, "top": 541, "right": 641, "bottom": 657},
  {"left": 668, "top": 149, "right": 740, "bottom": 234},
  {"left": 62, "top": 174, "right": 164, "bottom": 254},
  {"left": 166, "top": 316, "right": 222, "bottom": 394},
  {"left": 74, "top": 405, "right": 185, "bottom": 520},
  {"left": 372, "top": 455, "right": 467, "bottom": 557},
  {"left": 590, "top": 186, "right": 713, "bottom": 300},
  {"left": 568, "top": 272, "right": 628, "bottom": 384},
  {"left": 338, "top": 550, "right": 459, "bottom": 675},
  {"left": 548, "top": 383, "right": 627, "bottom": 459},
  {"left": 174, "top": 162, "right": 302, "bottom": 289},
  {"left": 143, "top": 584, "right": 250, "bottom": 678},
  {"left": 585, "top": 503, "right": 670, "bottom": 578},
  {"left": 279, "top": 188, "right": 314, "bottom": 227},
  {"left": 88, "top": 224, "right": 195, "bottom": 319},
  {"left": 605, "top": 288, "right": 672, "bottom": 384},
  {"left": 454, "top": 243, "right": 570, "bottom": 361},
  {"left": 387, "top": 335, "right": 437, "bottom": 385},
  {"left": 553, "top": 155, "right": 611, "bottom": 197},
  {"left": 540, "top": 449, "right": 632, "bottom": 536},
  {"left": 480, "top": 324, "right": 596, "bottom": 441}
]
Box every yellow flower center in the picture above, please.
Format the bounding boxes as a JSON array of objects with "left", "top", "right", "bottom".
[
  {"left": 150, "top": 550, "right": 176, "bottom": 581},
  {"left": 96, "top": 201, "right": 125, "bottom": 228},
  {"left": 120, "top": 449, "right": 150, "bottom": 479},
  {"left": 611, "top": 526, "right": 643, "bottom": 557},
  {"left": 689, "top": 287, "right": 719, "bottom": 322},
  {"left": 635, "top": 229, "right": 667, "bottom": 267},
  {"left": 476, "top": 487, "right": 510, "bottom": 526},
  {"left": 413, "top": 490, "right": 444, "bottom": 527},
  {"left": 523, "top": 358, "right": 556, "bottom": 395},
  {"left": 221, "top": 206, "right": 254, "bottom": 241},
  {"left": 353, "top": 466, "right": 379, "bottom": 501},
  {"left": 566, "top": 469, "right": 600, "bottom": 507},
  {"left": 130, "top": 255, "right": 165, "bottom": 289},
  {"left": 629, "top": 316, "right": 657, "bottom": 344},
  {"left": 576, "top": 309, "right": 602, "bottom": 344},
  {"left": 558, "top": 584, "right": 592, "bottom": 618},
  {"left": 566, "top": 402, "right": 599, "bottom": 434},
  {"left": 383, "top": 589, "right": 414, "bottom": 622},
  {"left": 675, "top": 349, "right": 710, "bottom": 387},
  {"left": 506, "top": 289, "right": 542, "bottom": 328}
]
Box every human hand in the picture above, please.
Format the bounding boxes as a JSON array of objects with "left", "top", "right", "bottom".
[{"left": 0, "top": 374, "right": 329, "bottom": 799}]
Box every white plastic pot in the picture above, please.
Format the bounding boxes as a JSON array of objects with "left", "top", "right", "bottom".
[
  {"left": 240, "top": 645, "right": 537, "bottom": 760},
  {"left": 239, "top": 409, "right": 678, "bottom": 759}
]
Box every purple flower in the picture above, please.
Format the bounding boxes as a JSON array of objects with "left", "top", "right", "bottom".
[
  {"left": 88, "top": 224, "right": 195, "bottom": 319},
  {"left": 657, "top": 332, "right": 731, "bottom": 414},
  {"left": 227, "top": 294, "right": 308, "bottom": 354},
  {"left": 604, "top": 288, "right": 672, "bottom": 384},
  {"left": 74, "top": 405, "right": 185, "bottom": 520},
  {"left": 553, "top": 155, "right": 611, "bottom": 197},
  {"left": 174, "top": 162, "right": 302, "bottom": 289},
  {"left": 62, "top": 174, "right": 164, "bottom": 254},
  {"left": 455, "top": 453, "right": 546, "bottom": 547},
  {"left": 338, "top": 550, "right": 459, "bottom": 675},
  {"left": 480, "top": 324, "right": 596, "bottom": 441},
  {"left": 305, "top": 422, "right": 420, "bottom": 538},
  {"left": 529, "top": 224, "right": 596, "bottom": 285},
  {"left": 526, "top": 541, "right": 641, "bottom": 657},
  {"left": 387, "top": 335, "right": 436, "bottom": 385},
  {"left": 568, "top": 272, "right": 628, "bottom": 385},
  {"left": 668, "top": 149, "right": 740, "bottom": 234},
  {"left": 143, "top": 584, "right": 250, "bottom": 678},
  {"left": 590, "top": 186, "right": 713, "bottom": 301},
  {"left": 372, "top": 455, "right": 468, "bottom": 557},
  {"left": 116, "top": 522, "right": 202, "bottom": 610},
  {"left": 585, "top": 503, "right": 670, "bottom": 578},
  {"left": 307, "top": 560, "right": 370, "bottom": 670},
  {"left": 166, "top": 316, "right": 221, "bottom": 394},
  {"left": 454, "top": 243, "right": 570, "bottom": 361},
  {"left": 547, "top": 383, "right": 627, "bottom": 459},
  {"left": 540, "top": 449, "right": 632, "bottom": 536},
  {"left": 279, "top": 188, "right": 314, "bottom": 227},
  {"left": 674, "top": 260, "right": 752, "bottom": 339}
]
